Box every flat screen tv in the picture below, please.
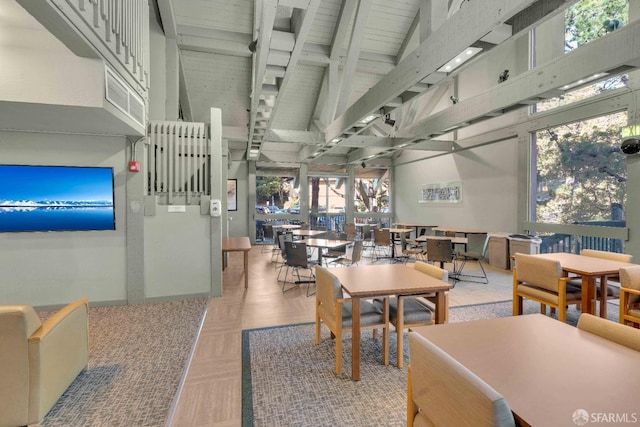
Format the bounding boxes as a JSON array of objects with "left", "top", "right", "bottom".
[{"left": 0, "top": 164, "right": 115, "bottom": 232}]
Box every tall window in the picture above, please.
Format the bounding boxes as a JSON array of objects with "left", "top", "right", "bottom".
[
  {"left": 533, "top": 111, "right": 627, "bottom": 225},
  {"left": 536, "top": 0, "right": 628, "bottom": 113},
  {"left": 354, "top": 169, "right": 390, "bottom": 213}
]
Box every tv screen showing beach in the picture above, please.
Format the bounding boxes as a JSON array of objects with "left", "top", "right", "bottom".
[{"left": 0, "top": 165, "right": 115, "bottom": 232}]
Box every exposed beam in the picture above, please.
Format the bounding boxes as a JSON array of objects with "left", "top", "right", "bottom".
[
  {"left": 156, "top": 0, "right": 178, "bottom": 39},
  {"left": 396, "top": 19, "right": 640, "bottom": 142},
  {"left": 177, "top": 25, "right": 253, "bottom": 57},
  {"left": 247, "top": 0, "right": 278, "bottom": 156},
  {"left": 257, "top": 0, "right": 322, "bottom": 157},
  {"left": 324, "top": 0, "right": 543, "bottom": 144},
  {"left": 396, "top": 11, "right": 419, "bottom": 63},
  {"left": 265, "top": 129, "right": 324, "bottom": 144},
  {"left": 335, "top": 0, "right": 373, "bottom": 117}
]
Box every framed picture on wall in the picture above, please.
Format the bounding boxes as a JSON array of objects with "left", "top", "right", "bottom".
[{"left": 227, "top": 179, "right": 237, "bottom": 211}]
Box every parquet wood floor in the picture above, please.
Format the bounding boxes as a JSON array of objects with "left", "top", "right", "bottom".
[{"left": 169, "top": 244, "right": 513, "bottom": 426}]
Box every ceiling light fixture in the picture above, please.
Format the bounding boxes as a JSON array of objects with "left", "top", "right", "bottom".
[
  {"left": 360, "top": 114, "right": 377, "bottom": 124},
  {"left": 437, "top": 47, "right": 482, "bottom": 73},
  {"left": 330, "top": 138, "right": 342, "bottom": 143},
  {"left": 559, "top": 73, "right": 609, "bottom": 91}
]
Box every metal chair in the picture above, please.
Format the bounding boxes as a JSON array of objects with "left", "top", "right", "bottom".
[
  {"left": 281, "top": 241, "right": 317, "bottom": 295},
  {"left": 426, "top": 238, "right": 457, "bottom": 279},
  {"left": 372, "top": 228, "right": 392, "bottom": 261},
  {"left": 454, "top": 234, "right": 489, "bottom": 284},
  {"left": 261, "top": 223, "right": 275, "bottom": 254},
  {"left": 329, "top": 240, "right": 363, "bottom": 267}
]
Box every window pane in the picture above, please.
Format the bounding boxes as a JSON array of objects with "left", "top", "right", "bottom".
[
  {"left": 565, "top": 0, "right": 628, "bottom": 53},
  {"left": 534, "top": 111, "right": 627, "bottom": 225},
  {"left": 354, "top": 170, "right": 391, "bottom": 213}
]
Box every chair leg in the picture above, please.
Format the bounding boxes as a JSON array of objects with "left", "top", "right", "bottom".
[{"left": 335, "top": 329, "right": 342, "bottom": 375}]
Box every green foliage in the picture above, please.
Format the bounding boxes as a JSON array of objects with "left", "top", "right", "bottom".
[
  {"left": 565, "top": 0, "right": 628, "bottom": 50},
  {"left": 536, "top": 112, "right": 627, "bottom": 224}
]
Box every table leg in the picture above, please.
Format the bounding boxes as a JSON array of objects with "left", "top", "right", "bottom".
[
  {"left": 352, "top": 297, "right": 361, "bottom": 381},
  {"left": 397, "top": 297, "right": 404, "bottom": 368},
  {"left": 434, "top": 291, "right": 447, "bottom": 324},
  {"left": 581, "top": 276, "right": 596, "bottom": 315},
  {"left": 244, "top": 250, "right": 249, "bottom": 289}
]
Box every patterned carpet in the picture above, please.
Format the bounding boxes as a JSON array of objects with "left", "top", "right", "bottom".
[
  {"left": 242, "top": 300, "right": 618, "bottom": 427},
  {"left": 39, "top": 298, "right": 208, "bottom": 427}
]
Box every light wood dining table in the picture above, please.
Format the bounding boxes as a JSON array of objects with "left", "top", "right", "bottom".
[
  {"left": 411, "top": 314, "right": 640, "bottom": 427},
  {"left": 330, "top": 264, "right": 452, "bottom": 381},
  {"left": 290, "top": 229, "right": 326, "bottom": 238},
  {"left": 529, "top": 252, "right": 635, "bottom": 315},
  {"left": 221, "top": 236, "right": 251, "bottom": 288}
]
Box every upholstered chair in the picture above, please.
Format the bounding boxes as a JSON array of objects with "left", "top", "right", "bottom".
[
  {"left": 513, "top": 253, "right": 581, "bottom": 322},
  {"left": 407, "top": 332, "right": 516, "bottom": 427},
  {"left": 376, "top": 261, "right": 448, "bottom": 368},
  {"left": 619, "top": 265, "right": 640, "bottom": 327},
  {"left": 577, "top": 313, "right": 640, "bottom": 352},
  {"left": 314, "top": 266, "right": 389, "bottom": 376},
  {"left": 0, "top": 298, "right": 89, "bottom": 427}
]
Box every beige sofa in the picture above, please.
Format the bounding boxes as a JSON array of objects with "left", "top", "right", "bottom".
[{"left": 0, "top": 298, "right": 89, "bottom": 427}]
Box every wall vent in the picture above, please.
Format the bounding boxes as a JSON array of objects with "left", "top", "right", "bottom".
[{"left": 105, "top": 66, "right": 145, "bottom": 127}]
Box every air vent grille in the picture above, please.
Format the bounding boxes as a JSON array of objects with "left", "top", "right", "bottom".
[{"left": 105, "top": 66, "right": 145, "bottom": 127}]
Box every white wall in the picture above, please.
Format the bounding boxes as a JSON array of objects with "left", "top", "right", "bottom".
[
  {"left": 0, "top": 131, "right": 128, "bottom": 306},
  {"left": 394, "top": 139, "right": 519, "bottom": 233},
  {"left": 0, "top": 2, "right": 103, "bottom": 107},
  {"left": 144, "top": 207, "right": 211, "bottom": 299}
]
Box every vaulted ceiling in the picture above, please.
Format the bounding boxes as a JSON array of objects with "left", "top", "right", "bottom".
[{"left": 155, "top": 0, "right": 573, "bottom": 170}]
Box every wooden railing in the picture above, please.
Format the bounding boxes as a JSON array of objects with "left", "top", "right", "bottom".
[{"left": 147, "top": 121, "right": 210, "bottom": 204}]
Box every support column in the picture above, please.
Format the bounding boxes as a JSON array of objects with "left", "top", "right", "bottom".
[{"left": 210, "top": 108, "right": 223, "bottom": 297}]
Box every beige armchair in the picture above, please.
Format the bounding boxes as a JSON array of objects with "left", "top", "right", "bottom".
[
  {"left": 407, "top": 332, "right": 515, "bottom": 427},
  {"left": 0, "top": 298, "right": 89, "bottom": 427},
  {"left": 379, "top": 261, "right": 448, "bottom": 368},
  {"left": 619, "top": 265, "right": 640, "bottom": 327},
  {"left": 513, "top": 253, "right": 581, "bottom": 322},
  {"left": 314, "top": 266, "right": 388, "bottom": 376},
  {"left": 577, "top": 313, "right": 640, "bottom": 352}
]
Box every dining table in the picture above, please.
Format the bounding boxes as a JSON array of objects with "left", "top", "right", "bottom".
[
  {"left": 221, "top": 236, "right": 251, "bottom": 288},
  {"left": 304, "top": 238, "right": 352, "bottom": 265},
  {"left": 330, "top": 264, "right": 452, "bottom": 381},
  {"left": 392, "top": 222, "right": 437, "bottom": 238},
  {"left": 529, "top": 252, "right": 635, "bottom": 315},
  {"left": 411, "top": 314, "right": 640, "bottom": 427},
  {"left": 290, "top": 229, "right": 327, "bottom": 238}
]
